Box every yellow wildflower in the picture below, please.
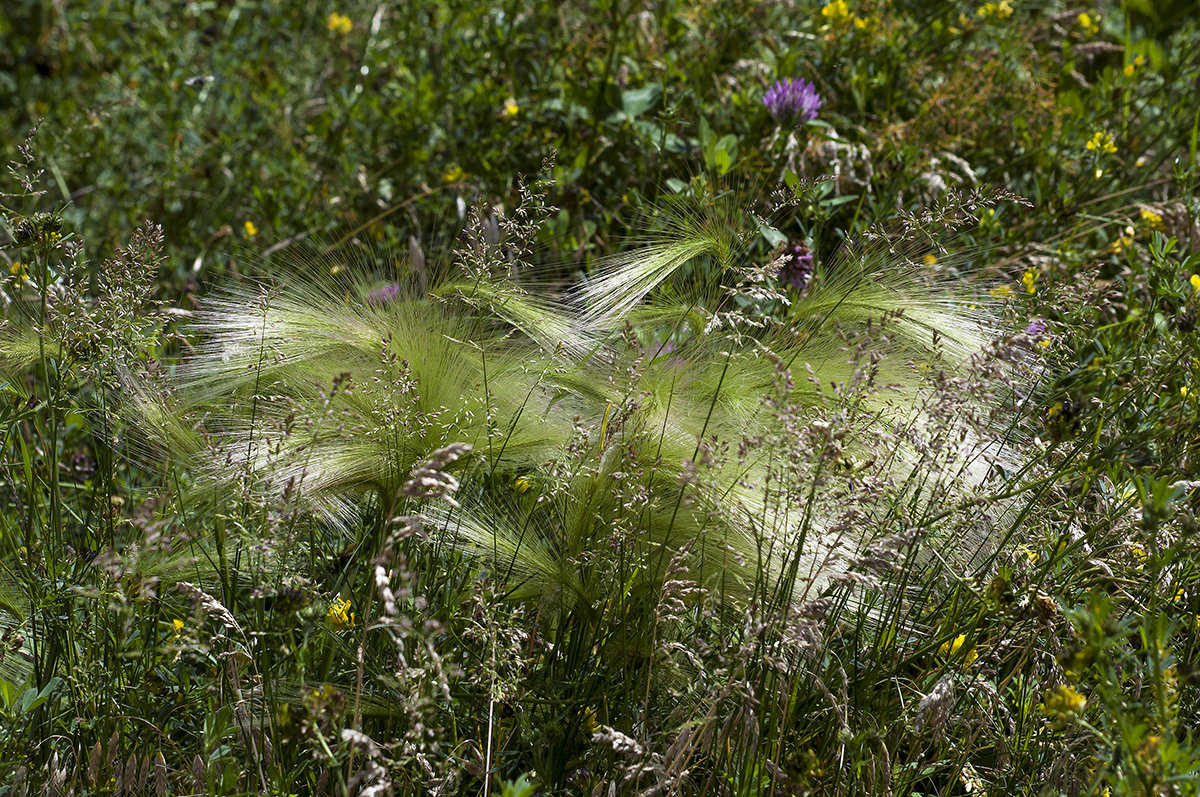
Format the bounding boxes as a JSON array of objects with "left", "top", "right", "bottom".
[
  {"left": 1022, "top": 269, "right": 1037, "bottom": 294},
  {"left": 1181, "top": 386, "right": 1189, "bottom": 399},
  {"left": 1140, "top": 208, "right": 1164, "bottom": 230},
  {"left": 852, "top": 15, "right": 879, "bottom": 32},
  {"left": 8, "top": 261, "right": 28, "bottom": 284},
  {"left": 327, "top": 12, "right": 353, "bottom": 34},
  {"left": 1123, "top": 63, "right": 1135, "bottom": 78},
  {"left": 821, "top": 0, "right": 853, "bottom": 25},
  {"left": 1128, "top": 541, "right": 1148, "bottom": 563},
  {"left": 939, "top": 634, "right": 979, "bottom": 665},
  {"left": 1017, "top": 544, "right": 1039, "bottom": 565},
  {"left": 1041, "top": 683, "right": 1087, "bottom": 729},
  {"left": 976, "top": 0, "right": 1013, "bottom": 20},
  {"left": 243, "top": 220, "right": 259, "bottom": 237},
  {"left": 442, "top": 166, "right": 467, "bottom": 183},
  {"left": 1191, "top": 274, "right": 1200, "bottom": 293},
  {"left": 1109, "top": 226, "right": 1134, "bottom": 254},
  {"left": 172, "top": 619, "right": 185, "bottom": 640},
  {"left": 1086, "top": 131, "right": 1118, "bottom": 154},
  {"left": 503, "top": 99, "right": 520, "bottom": 118},
  {"left": 1135, "top": 156, "right": 1147, "bottom": 167},
  {"left": 923, "top": 254, "right": 938, "bottom": 266},
  {"left": 1048, "top": 401, "right": 1064, "bottom": 419},
  {"left": 989, "top": 284, "right": 1014, "bottom": 301},
  {"left": 327, "top": 597, "right": 355, "bottom": 630},
  {"left": 515, "top": 476, "right": 532, "bottom": 493},
  {"left": 1076, "top": 11, "right": 1099, "bottom": 35},
  {"left": 1037, "top": 339, "right": 1052, "bottom": 350}
]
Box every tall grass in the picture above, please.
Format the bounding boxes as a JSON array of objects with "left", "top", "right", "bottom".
[
  {"left": 3, "top": 1, "right": 1200, "bottom": 792},
  {"left": 3, "top": 172, "right": 1043, "bottom": 791}
]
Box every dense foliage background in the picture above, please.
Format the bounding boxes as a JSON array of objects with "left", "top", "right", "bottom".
[{"left": 2, "top": 0, "right": 1200, "bottom": 794}]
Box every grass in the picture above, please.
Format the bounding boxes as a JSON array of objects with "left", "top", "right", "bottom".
[{"left": 2, "top": 0, "right": 1200, "bottom": 794}]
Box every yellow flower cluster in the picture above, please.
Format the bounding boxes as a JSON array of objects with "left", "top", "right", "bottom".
[
  {"left": 8, "top": 261, "right": 28, "bottom": 285},
  {"left": 243, "top": 220, "right": 258, "bottom": 237},
  {"left": 327, "top": 12, "right": 352, "bottom": 34},
  {"left": 1139, "top": 208, "right": 1163, "bottom": 231},
  {"left": 976, "top": 0, "right": 1013, "bottom": 20},
  {"left": 821, "top": 0, "right": 852, "bottom": 24},
  {"left": 442, "top": 166, "right": 467, "bottom": 183},
  {"left": 1022, "top": 269, "right": 1037, "bottom": 294},
  {"left": 503, "top": 99, "right": 520, "bottom": 119},
  {"left": 327, "top": 597, "right": 355, "bottom": 630},
  {"left": 1041, "top": 683, "right": 1087, "bottom": 729},
  {"left": 1086, "top": 131, "right": 1118, "bottom": 154},
  {"left": 1109, "top": 225, "right": 1134, "bottom": 255},
  {"left": 939, "top": 634, "right": 979, "bottom": 665},
  {"left": 820, "top": 0, "right": 876, "bottom": 29},
  {"left": 1124, "top": 54, "right": 1147, "bottom": 77},
  {"left": 1128, "top": 541, "right": 1148, "bottom": 563},
  {"left": 1076, "top": 11, "right": 1099, "bottom": 36}
]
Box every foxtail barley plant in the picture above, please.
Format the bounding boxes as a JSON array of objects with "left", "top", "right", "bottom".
[{"left": 62, "top": 171, "right": 1035, "bottom": 790}]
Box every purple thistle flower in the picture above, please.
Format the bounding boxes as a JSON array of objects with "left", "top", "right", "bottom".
[{"left": 763, "top": 78, "right": 822, "bottom": 125}]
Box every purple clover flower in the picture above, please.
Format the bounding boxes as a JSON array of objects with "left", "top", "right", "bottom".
[
  {"left": 649, "top": 339, "right": 685, "bottom": 368},
  {"left": 1025, "top": 319, "right": 1047, "bottom": 337},
  {"left": 780, "top": 241, "right": 814, "bottom": 293},
  {"left": 366, "top": 282, "right": 403, "bottom": 306},
  {"left": 763, "top": 78, "right": 822, "bottom": 125}
]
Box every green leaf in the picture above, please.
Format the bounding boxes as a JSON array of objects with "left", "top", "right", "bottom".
[
  {"left": 498, "top": 774, "right": 538, "bottom": 797},
  {"left": 758, "top": 220, "right": 787, "bottom": 248},
  {"left": 19, "top": 677, "right": 61, "bottom": 714},
  {"left": 621, "top": 84, "right": 662, "bottom": 119},
  {"left": 714, "top": 148, "right": 731, "bottom": 175},
  {"left": 0, "top": 679, "right": 19, "bottom": 710}
]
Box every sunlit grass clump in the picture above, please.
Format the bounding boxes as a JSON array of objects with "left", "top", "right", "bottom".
[{"left": 128, "top": 176, "right": 1023, "bottom": 616}]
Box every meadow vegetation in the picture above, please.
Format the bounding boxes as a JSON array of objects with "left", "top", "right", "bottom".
[{"left": 2, "top": 0, "right": 1200, "bottom": 794}]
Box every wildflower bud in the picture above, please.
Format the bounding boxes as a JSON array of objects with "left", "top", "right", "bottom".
[
  {"left": 1176, "top": 307, "right": 1196, "bottom": 334},
  {"left": 12, "top": 219, "right": 37, "bottom": 246},
  {"left": 11, "top": 212, "right": 63, "bottom": 246}
]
